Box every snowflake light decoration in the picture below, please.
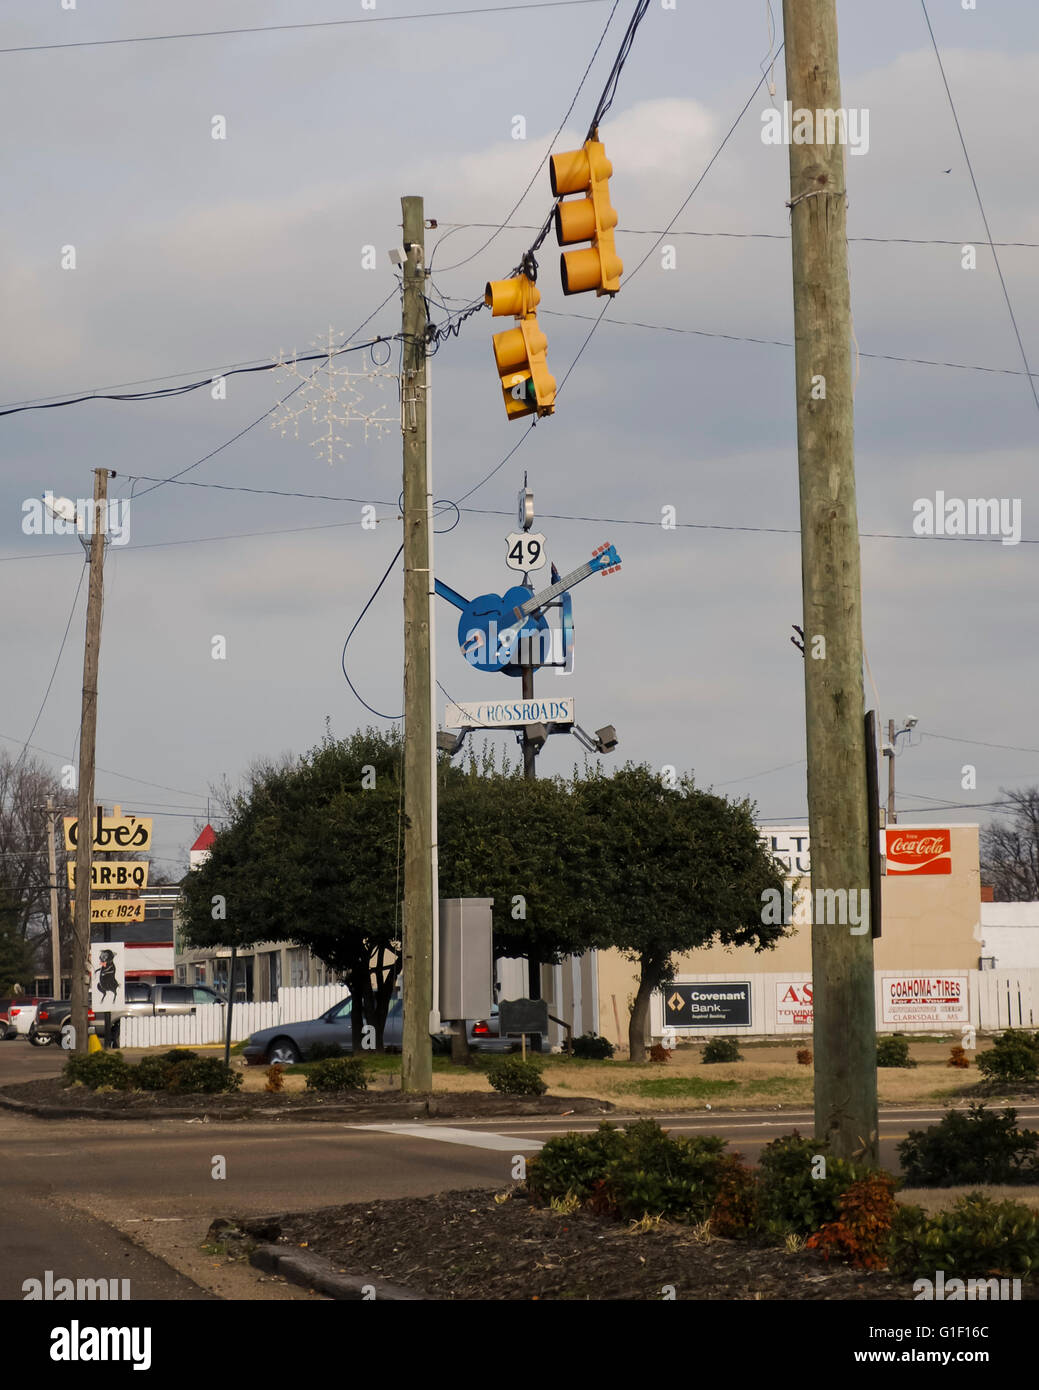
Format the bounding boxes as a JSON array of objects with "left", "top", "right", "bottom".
[{"left": 269, "top": 326, "right": 397, "bottom": 464}]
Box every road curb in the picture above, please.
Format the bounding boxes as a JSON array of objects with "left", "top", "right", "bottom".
[{"left": 249, "top": 1243, "right": 429, "bottom": 1301}]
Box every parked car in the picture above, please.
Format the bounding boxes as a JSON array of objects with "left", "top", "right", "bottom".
[
  {"left": 106, "top": 983, "right": 228, "bottom": 1044},
  {"left": 28, "top": 1000, "right": 97, "bottom": 1047},
  {"left": 243, "top": 998, "right": 516, "bottom": 1065},
  {"left": 6, "top": 998, "right": 41, "bottom": 1036},
  {"left": 0, "top": 998, "right": 24, "bottom": 1040}
]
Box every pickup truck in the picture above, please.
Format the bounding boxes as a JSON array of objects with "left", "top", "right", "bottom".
[
  {"left": 104, "top": 983, "right": 228, "bottom": 1044},
  {"left": 28, "top": 1001, "right": 97, "bottom": 1047}
]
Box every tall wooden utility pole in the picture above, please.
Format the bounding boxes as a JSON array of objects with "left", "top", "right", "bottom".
[
  {"left": 71, "top": 468, "right": 112, "bottom": 1054},
  {"left": 400, "top": 196, "right": 434, "bottom": 1094},
  {"left": 782, "top": 1, "right": 878, "bottom": 1161},
  {"left": 45, "top": 799, "right": 61, "bottom": 998}
]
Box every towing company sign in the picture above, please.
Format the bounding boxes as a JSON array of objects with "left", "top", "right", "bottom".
[
  {"left": 444, "top": 698, "right": 575, "bottom": 729},
  {"left": 776, "top": 980, "right": 814, "bottom": 1026},
  {"left": 881, "top": 973, "right": 968, "bottom": 1025},
  {"left": 885, "top": 828, "right": 951, "bottom": 875}
]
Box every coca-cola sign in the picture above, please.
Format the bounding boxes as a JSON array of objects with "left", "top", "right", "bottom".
[{"left": 885, "top": 827, "right": 951, "bottom": 875}]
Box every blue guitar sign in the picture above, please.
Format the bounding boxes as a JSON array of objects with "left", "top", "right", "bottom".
[{"left": 435, "top": 542, "right": 620, "bottom": 675}]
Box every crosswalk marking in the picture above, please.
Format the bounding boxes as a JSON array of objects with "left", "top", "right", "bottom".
[{"left": 345, "top": 1123, "right": 543, "bottom": 1151}]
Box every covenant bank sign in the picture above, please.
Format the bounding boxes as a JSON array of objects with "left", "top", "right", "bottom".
[{"left": 444, "top": 698, "right": 575, "bottom": 729}]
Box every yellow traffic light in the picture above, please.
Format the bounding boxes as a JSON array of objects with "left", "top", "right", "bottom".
[
  {"left": 485, "top": 276, "right": 556, "bottom": 420},
  {"left": 550, "top": 138, "right": 623, "bottom": 296}
]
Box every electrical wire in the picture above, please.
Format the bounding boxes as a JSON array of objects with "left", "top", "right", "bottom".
[
  {"left": 9, "top": 562, "right": 87, "bottom": 773},
  {"left": 0, "top": 731, "right": 208, "bottom": 797},
  {"left": 0, "top": 1, "right": 611, "bottom": 56},
  {"left": 341, "top": 545, "right": 405, "bottom": 721},
  {"left": 919, "top": 0, "right": 1039, "bottom": 418},
  {"left": 430, "top": 0, "right": 624, "bottom": 277}
]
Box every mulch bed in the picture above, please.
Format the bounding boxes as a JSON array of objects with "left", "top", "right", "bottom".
[
  {"left": 0, "top": 1077, "right": 612, "bottom": 1122},
  {"left": 237, "top": 1186, "right": 947, "bottom": 1300}
]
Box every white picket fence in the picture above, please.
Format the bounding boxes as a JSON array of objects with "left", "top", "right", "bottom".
[
  {"left": 648, "top": 969, "right": 1039, "bottom": 1040},
  {"left": 118, "top": 985, "right": 350, "bottom": 1048}
]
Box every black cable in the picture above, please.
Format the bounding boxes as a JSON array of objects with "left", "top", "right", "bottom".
[
  {"left": 430, "top": 0, "right": 623, "bottom": 276},
  {"left": 0, "top": 339, "right": 391, "bottom": 418},
  {"left": 588, "top": 0, "right": 650, "bottom": 132},
  {"left": 0, "top": 1, "right": 611, "bottom": 56},
  {"left": 341, "top": 543, "right": 405, "bottom": 721},
  {"left": 11, "top": 562, "right": 87, "bottom": 772},
  {"left": 919, "top": 0, "right": 1039, "bottom": 418},
  {"left": 131, "top": 288, "right": 400, "bottom": 501}
]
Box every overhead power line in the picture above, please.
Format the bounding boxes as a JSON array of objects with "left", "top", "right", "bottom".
[{"left": 0, "top": 1, "right": 610, "bottom": 56}]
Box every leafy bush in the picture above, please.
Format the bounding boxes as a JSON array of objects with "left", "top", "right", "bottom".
[
  {"left": 889, "top": 1193, "right": 1039, "bottom": 1280},
  {"left": 158, "top": 1049, "right": 200, "bottom": 1065},
  {"left": 525, "top": 1123, "right": 628, "bottom": 1205},
  {"left": 756, "top": 1132, "right": 867, "bottom": 1237},
  {"left": 898, "top": 1104, "right": 1039, "bottom": 1187},
  {"left": 486, "top": 1056, "right": 547, "bottom": 1096},
  {"left": 877, "top": 1035, "right": 916, "bottom": 1068},
  {"left": 947, "top": 1045, "right": 970, "bottom": 1069},
  {"left": 597, "top": 1120, "right": 728, "bottom": 1224},
  {"left": 62, "top": 1051, "right": 135, "bottom": 1091},
  {"left": 166, "top": 1057, "right": 242, "bottom": 1094},
  {"left": 710, "top": 1154, "right": 761, "bottom": 1238},
  {"left": 571, "top": 1032, "right": 615, "bottom": 1060},
  {"left": 796, "top": 1048, "right": 812, "bottom": 1066},
  {"left": 306, "top": 1041, "right": 348, "bottom": 1063},
  {"left": 702, "top": 1036, "right": 742, "bottom": 1064},
  {"left": 527, "top": 1119, "right": 729, "bottom": 1225},
  {"left": 976, "top": 1030, "right": 1039, "bottom": 1084},
  {"left": 304, "top": 1057, "right": 371, "bottom": 1092},
  {"left": 133, "top": 1055, "right": 176, "bottom": 1091},
  {"left": 805, "top": 1172, "right": 899, "bottom": 1269},
  {"left": 648, "top": 1043, "right": 672, "bottom": 1064}
]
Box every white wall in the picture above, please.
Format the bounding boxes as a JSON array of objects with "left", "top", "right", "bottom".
[{"left": 980, "top": 903, "right": 1039, "bottom": 969}]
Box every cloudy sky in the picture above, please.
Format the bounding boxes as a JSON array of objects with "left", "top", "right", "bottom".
[{"left": 2, "top": 0, "right": 1037, "bottom": 872}]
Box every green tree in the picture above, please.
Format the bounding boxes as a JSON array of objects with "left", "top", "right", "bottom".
[
  {"left": 180, "top": 728, "right": 406, "bottom": 1050},
  {"left": 573, "top": 765, "right": 788, "bottom": 1062},
  {"left": 0, "top": 905, "right": 35, "bottom": 993}
]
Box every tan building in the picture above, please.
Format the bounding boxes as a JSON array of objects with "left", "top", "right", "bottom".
[{"left": 597, "top": 823, "right": 983, "bottom": 1048}]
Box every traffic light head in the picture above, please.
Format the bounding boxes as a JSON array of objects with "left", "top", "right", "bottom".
[
  {"left": 486, "top": 275, "right": 555, "bottom": 420},
  {"left": 550, "top": 138, "right": 623, "bottom": 296}
]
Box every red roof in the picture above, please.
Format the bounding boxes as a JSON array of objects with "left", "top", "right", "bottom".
[{"left": 190, "top": 824, "right": 217, "bottom": 852}]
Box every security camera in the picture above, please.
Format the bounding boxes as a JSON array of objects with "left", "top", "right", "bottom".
[
  {"left": 387, "top": 247, "right": 408, "bottom": 266},
  {"left": 905, "top": 716, "right": 918, "bottom": 729}
]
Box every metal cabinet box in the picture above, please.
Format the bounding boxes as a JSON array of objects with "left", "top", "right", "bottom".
[{"left": 439, "top": 897, "right": 493, "bottom": 1021}]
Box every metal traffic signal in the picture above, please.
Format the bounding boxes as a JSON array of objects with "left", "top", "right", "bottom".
[
  {"left": 485, "top": 274, "right": 556, "bottom": 420},
  {"left": 550, "top": 137, "right": 623, "bottom": 296}
]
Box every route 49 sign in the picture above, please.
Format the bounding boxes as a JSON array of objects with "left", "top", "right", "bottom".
[{"left": 505, "top": 531, "right": 547, "bottom": 571}]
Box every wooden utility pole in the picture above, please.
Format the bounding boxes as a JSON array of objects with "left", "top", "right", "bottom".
[
  {"left": 45, "top": 799, "right": 61, "bottom": 998},
  {"left": 71, "top": 468, "right": 112, "bottom": 1054},
  {"left": 782, "top": 1, "right": 877, "bottom": 1161},
  {"left": 400, "top": 196, "right": 434, "bottom": 1094}
]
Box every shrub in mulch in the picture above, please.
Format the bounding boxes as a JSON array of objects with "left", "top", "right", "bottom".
[
  {"left": 304, "top": 1057, "right": 371, "bottom": 1092},
  {"left": 898, "top": 1104, "right": 1039, "bottom": 1187},
  {"left": 486, "top": 1056, "right": 547, "bottom": 1096},
  {"left": 805, "top": 1172, "right": 899, "bottom": 1270},
  {"left": 166, "top": 1057, "right": 242, "bottom": 1094},
  {"left": 701, "top": 1036, "right": 741, "bottom": 1064},
  {"left": 133, "top": 1055, "right": 176, "bottom": 1091},
  {"left": 62, "top": 1051, "right": 135, "bottom": 1091},
  {"left": 755, "top": 1132, "right": 868, "bottom": 1238},
  {"left": 888, "top": 1192, "right": 1039, "bottom": 1280}
]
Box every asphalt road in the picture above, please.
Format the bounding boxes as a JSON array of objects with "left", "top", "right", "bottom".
[{"left": 3, "top": 1037, "right": 1038, "bottom": 1301}]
